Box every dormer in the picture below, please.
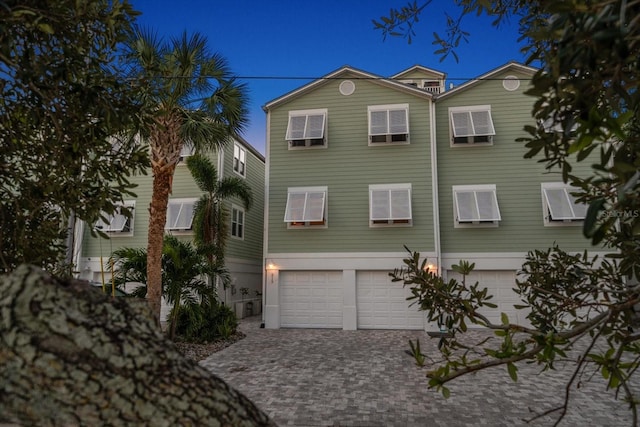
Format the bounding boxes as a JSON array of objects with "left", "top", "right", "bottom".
[{"left": 392, "top": 65, "right": 446, "bottom": 95}]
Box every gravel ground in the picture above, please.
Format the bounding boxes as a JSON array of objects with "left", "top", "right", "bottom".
[{"left": 174, "top": 331, "right": 246, "bottom": 362}]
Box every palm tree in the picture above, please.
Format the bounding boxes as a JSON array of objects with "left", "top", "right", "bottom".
[
  {"left": 162, "top": 235, "right": 212, "bottom": 339},
  {"left": 123, "top": 29, "right": 248, "bottom": 321},
  {"left": 186, "top": 154, "right": 253, "bottom": 292}
]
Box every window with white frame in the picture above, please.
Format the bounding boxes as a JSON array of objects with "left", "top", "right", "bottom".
[
  {"left": 285, "top": 109, "right": 327, "bottom": 149},
  {"left": 368, "top": 104, "right": 410, "bottom": 144},
  {"left": 452, "top": 185, "right": 501, "bottom": 227},
  {"left": 165, "top": 198, "right": 196, "bottom": 231},
  {"left": 231, "top": 205, "right": 245, "bottom": 238},
  {"left": 95, "top": 201, "right": 135, "bottom": 234},
  {"left": 233, "top": 143, "right": 246, "bottom": 177},
  {"left": 541, "top": 182, "right": 587, "bottom": 226},
  {"left": 369, "top": 184, "right": 412, "bottom": 226},
  {"left": 284, "top": 186, "right": 327, "bottom": 228},
  {"left": 178, "top": 141, "right": 195, "bottom": 162},
  {"left": 449, "top": 105, "right": 496, "bottom": 146}
]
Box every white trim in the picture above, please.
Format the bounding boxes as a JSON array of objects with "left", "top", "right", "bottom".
[
  {"left": 452, "top": 184, "right": 501, "bottom": 227},
  {"left": 262, "top": 110, "right": 272, "bottom": 326},
  {"left": 265, "top": 251, "right": 438, "bottom": 271},
  {"left": 430, "top": 99, "right": 442, "bottom": 275},
  {"left": 263, "top": 66, "right": 433, "bottom": 111},
  {"left": 437, "top": 62, "right": 538, "bottom": 99},
  {"left": 502, "top": 75, "right": 521, "bottom": 91}
]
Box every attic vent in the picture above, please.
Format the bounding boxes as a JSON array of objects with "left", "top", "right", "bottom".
[
  {"left": 339, "top": 80, "right": 355, "bottom": 96},
  {"left": 503, "top": 76, "right": 520, "bottom": 91}
]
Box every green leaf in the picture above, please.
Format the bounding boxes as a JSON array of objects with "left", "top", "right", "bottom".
[
  {"left": 37, "top": 23, "right": 55, "bottom": 34},
  {"left": 441, "top": 386, "right": 450, "bottom": 399},
  {"left": 507, "top": 362, "right": 518, "bottom": 382},
  {"left": 500, "top": 312, "right": 509, "bottom": 325}
]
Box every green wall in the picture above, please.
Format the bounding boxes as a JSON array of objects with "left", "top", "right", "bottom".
[
  {"left": 267, "top": 72, "right": 435, "bottom": 254},
  {"left": 436, "top": 68, "right": 597, "bottom": 253}
]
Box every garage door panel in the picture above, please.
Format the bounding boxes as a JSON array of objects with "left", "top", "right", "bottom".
[
  {"left": 357, "top": 271, "right": 424, "bottom": 330},
  {"left": 280, "top": 271, "right": 343, "bottom": 328},
  {"left": 446, "top": 270, "right": 530, "bottom": 327}
]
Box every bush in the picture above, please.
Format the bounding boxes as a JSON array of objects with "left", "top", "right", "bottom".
[{"left": 173, "top": 301, "right": 238, "bottom": 343}]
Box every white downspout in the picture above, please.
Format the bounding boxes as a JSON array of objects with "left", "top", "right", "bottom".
[
  {"left": 430, "top": 98, "right": 442, "bottom": 275},
  {"left": 261, "top": 111, "right": 271, "bottom": 328}
]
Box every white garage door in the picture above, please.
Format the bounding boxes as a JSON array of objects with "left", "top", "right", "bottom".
[
  {"left": 356, "top": 271, "right": 424, "bottom": 329},
  {"left": 280, "top": 271, "right": 343, "bottom": 328},
  {"left": 446, "top": 270, "right": 530, "bottom": 326}
]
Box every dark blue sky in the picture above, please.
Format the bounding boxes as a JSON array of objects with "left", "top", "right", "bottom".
[{"left": 131, "top": 0, "right": 528, "bottom": 154}]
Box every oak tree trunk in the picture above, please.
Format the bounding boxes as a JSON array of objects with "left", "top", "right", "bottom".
[{"left": 0, "top": 265, "right": 275, "bottom": 427}]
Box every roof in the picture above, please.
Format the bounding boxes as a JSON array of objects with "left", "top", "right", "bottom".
[
  {"left": 436, "top": 61, "right": 538, "bottom": 99},
  {"left": 262, "top": 65, "right": 434, "bottom": 111},
  {"left": 233, "top": 133, "right": 265, "bottom": 162},
  {"left": 391, "top": 64, "right": 446, "bottom": 80}
]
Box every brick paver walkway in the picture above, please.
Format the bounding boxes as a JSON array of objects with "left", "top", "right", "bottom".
[{"left": 201, "top": 316, "right": 636, "bottom": 426}]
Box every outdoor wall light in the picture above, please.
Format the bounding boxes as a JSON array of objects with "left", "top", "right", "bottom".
[
  {"left": 425, "top": 264, "right": 438, "bottom": 274},
  {"left": 266, "top": 262, "right": 278, "bottom": 271}
]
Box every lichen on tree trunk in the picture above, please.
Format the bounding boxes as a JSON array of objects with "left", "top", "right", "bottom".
[{"left": 0, "top": 265, "right": 275, "bottom": 426}]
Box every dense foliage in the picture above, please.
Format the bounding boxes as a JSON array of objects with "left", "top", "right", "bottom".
[
  {"left": 0, "top": 0, "right": 149, "bottom": 273},
  {"left": 380, "top": 1, "right": 640, "bottom": 424},
  {"left": 122, "top": 29, "right": 248, "bottom": 321}
]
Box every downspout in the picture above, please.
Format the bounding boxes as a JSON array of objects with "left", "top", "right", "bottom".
[
  {"left": 217, "top": 144, "right": 226, "bottom": 304},
  {"left": 261, "top": 111, "right": 271, "bottom": 328},
  {"left": 430, "top": 98, "right": 442, "bottom": 275}
]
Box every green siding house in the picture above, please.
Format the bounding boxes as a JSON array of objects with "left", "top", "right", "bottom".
[
  {"left": 262, "top": 62, "right": 604, "bottom": 330},
  {"left": 76, "top": 136, "right": 265, "bottom": 321}
]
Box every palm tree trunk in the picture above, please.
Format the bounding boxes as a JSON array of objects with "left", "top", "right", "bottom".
[{"left": 146, "top": 162, "right": 174, "bottom": 323}]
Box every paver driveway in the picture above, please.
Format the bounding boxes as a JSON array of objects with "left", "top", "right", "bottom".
[{"left": 201, "top": 317, "right": 635, "bottom": 426}]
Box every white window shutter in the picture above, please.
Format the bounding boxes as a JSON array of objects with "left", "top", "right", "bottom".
[
  {"left": 286, "top": 116, "right": 307, "bottom": 140},
  {"left": 305, "top": 114, "right": 325, "bottom": 139},
  {"left": 284, "top": 190, "right": 326, "bottom": 222},
  {"left": 388, "top": 109, "right": 408, "bottom": 134},
  {"left": 471, "top": 110, "right": 495, "bottom": 135},
  {"left": 544, "top": 187, "right": 586, "bottom": 220},
  {"left": 455, "top": 191, "right": 477, "bottom": 221},
  {"left": 167, "top": 201, "right": 195, "bottom": 229},
  {"left": 304, "top": 192, "right": 325, "bottom": 221},
  {"left": 390, "top": 189, "right": 411, "bottom": 219},
  {"left": 370, "top": 189, "right": 391, "bottom": 220},
  {"left": 475, "top": 190, "right": 501, "bottom": 221},
  {"left": 370, "top": 110, "right": 388, "bottom": 135},
  {"left": 284, "top": 192, "right": 306, "bottom": 222},
  {"left": 451, "top": 111, "right": 473, "bottom": 137}
]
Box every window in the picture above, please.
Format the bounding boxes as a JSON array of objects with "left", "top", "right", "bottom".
[
  {"left": 284, "top": 186, "right": 327, "bottom": 228},
  {"left": 452, "top": 185, "right": 501, "bottom": 227},
  {"left": 541, "top": 183, "right": 587, "bottom": 226},
  {"left": 285, "top": 109, "right": 327, "bottom": 149},
  {"left": 231, "top": 205, "right": 245, "bottom": 239},
  {"left": 368, "top": 104, "right": 410, "bottom": 144},
  {"left": 179, "top": 141, "right": 195, "bottom": 162},
  {"left": 369, "top": 184, "right": 412, "bottom": 226},
  {"left": 233, "top": 143, "right": 246, "bottom": 177},
  {"left": 449, "top": 105, "right": 495, "bottom": 146},
  {"left": 165, "top": 198, "right": 196, "bottom": 231},
  {"left": 95, "top": 201, "right": 135, "bottom": 234}
]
